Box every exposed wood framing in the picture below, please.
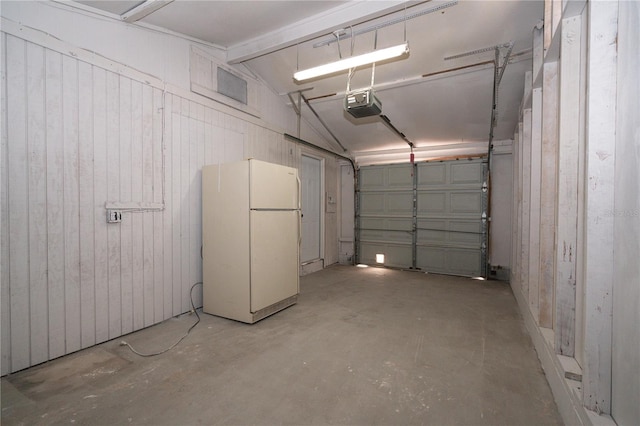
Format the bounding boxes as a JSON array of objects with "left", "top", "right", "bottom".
[
  {"left": 520, "top": 106, "right": 532, "bottom": 300},
  {"left": 528, "top": 87, "right": 543, "bottom": 322},
  {"left": 538, "top": 61, "right": 558, "bottom": 329},
  {"left": 582, "top": 0, "right": 618, "bottom": 413},
  {"left": 554, "top": 15, "right": 581, "bottom": 357}
]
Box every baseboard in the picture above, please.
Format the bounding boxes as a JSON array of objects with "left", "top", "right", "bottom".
[
  {"left": 509, "top": 281, "right": 617, "bottom": 426},
  {"left": 300, "top": 259, "right": 324, "bottom": 276}
]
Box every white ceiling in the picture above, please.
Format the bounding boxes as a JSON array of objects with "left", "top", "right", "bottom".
[{"left": 73, "top": 0, "right": 543, "bottom": 157}]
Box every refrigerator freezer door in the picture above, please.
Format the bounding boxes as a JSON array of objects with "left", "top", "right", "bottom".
[
  {"left": 250, "top": 210, "right": 300, "bottom": 313},
  {"left": 250, "top": 160, "right": 299, "bottom": 210}
]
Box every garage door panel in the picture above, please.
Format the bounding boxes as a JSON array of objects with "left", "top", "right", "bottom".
[
  {"left": 358, "top": 159, "right": 487, "bottom": 275},
  {"left": 416, "top": 247, "right": 447, "bottom": 273},
  {"left": 360, "top": 242, "right": 412, "bottom": 268},
  {"left": 416, "top": 192, "right": 446, "bottom": 214},
  {"left": 450, "top": 192, "right": 482, "bottom": 214},
  {"left": 387, "top": 192, "right": 413, "bottom": 214},
  {"left": 361, "top": 217, "right": 412, "bottom": 244},
  {"left": 360, "top": 193, "right": 386, "bottom": 213},
  {"left": 361, "top": 217, "right": 412, "bottom": 231},
  {"left": 360, "top": 229, "right": 412, "bottom": 244},
  {"left": 416, "top": 246, "right": 482, "bottom": 277},
  {"left": 416, "top": 219, "right": 447, "bottom": 242},
  {"left": 388, "top": 166, "right": 414, "bottom": 188},
  {"left": 447, "top": 249, "right": 482, "bottom": 276},
  {"left": 359, "top": 164, "right": 413, "bottom": 190},
  {"left": 417, "top": 163, "right": 446, "bottom": 186},
  {"left": 416, "top": 219, "right": 481, "bottom": 245},
  {"left": 448, "top": 220, "right": 482, "bottom": 244},
  {"left": 359, "top": 167, "right": 385, "bottom": 189},
  {"left": 451, "top": 162, "right": 483, "bottom": 185},
  {"left": 360, "top": 192, "right": 412, "bottom": 215}
]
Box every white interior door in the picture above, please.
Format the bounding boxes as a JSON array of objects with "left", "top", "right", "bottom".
[{"left": 300, "top": 155, "right": 322, "bottom": 263}]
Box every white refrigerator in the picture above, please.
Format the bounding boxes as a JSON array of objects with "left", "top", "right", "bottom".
[{"left": 202, "top": 159, "right": 300, "bottom": 323}]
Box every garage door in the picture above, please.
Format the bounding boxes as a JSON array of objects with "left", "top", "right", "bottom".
[{"left": 357, "top": 158, "right": 487, "bottom": 277}]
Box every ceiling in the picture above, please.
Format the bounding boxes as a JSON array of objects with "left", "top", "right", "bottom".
[{"left": 73, "top": 0, "right": 543, "bottom": 159}]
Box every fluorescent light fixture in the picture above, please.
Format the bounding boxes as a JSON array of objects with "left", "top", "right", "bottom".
[
  {"left": 294, "top": 42, "right": 409, "bottom": 82},
  {"left": 376, "top": 254, "right": 385, "bottom": 264}
]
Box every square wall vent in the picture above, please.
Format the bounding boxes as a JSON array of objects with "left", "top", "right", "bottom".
[{"left": 217, "top": 67, "right": 247, "bottom": 105}]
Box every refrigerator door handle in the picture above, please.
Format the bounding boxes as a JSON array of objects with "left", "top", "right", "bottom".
[
  {"left": 298, "top": 210, "right": 302, "bottom": 247},
  {"left": 296, "top": 174, "right": 301, "bottom": 211}
]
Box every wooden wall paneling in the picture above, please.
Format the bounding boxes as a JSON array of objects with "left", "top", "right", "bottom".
[
  {"left": 130, "top": 80, "right": 145, "bottom": 331},
  {"left": 179, "top": 98, "right": 190, "bottom": 314},
  {"left": 162, "top": 93, "right": 173, "bottom": 319},
  {"left": 266, "top": 131, "right": 277, "bottom": 164},
  {"left": 511, "top": 130, "right": 521, "bottom": 285},
  {"left": 7, "top": 35, "right": 31, "bottom": 372},
  {"left": 204, "top": 105, "right": 214, "bottom": 165},
  {"left": 582, "top": 1, "right": 617, "bottom": 412},
  {"left": 2, "top": 30, "right": 323, "bottom": 372},
  {"left": 195, "top": 102, "right": 206, "bottom": 307},
  {"left": 119, "top": 76, "right": 134, "bottom": 335},
  {"left": 245, "top": 123, "right": 255, "bottom": 161},
  {"left": 554, "top": 15, "right": 581, "bottom": 356},
  {"left": 78, "top": 60, "right": 96, "bottom": 349},
  {"left": 141, "top": 85, "right": 154, "bottom": 327},
  {"left": 520, "top": 108, "right": 532, "bottom": 299},
  {"left": 106, "top": 70, "right": 122, "bottom": 339},
  {"left": 62, "top": 54, "right": 81, "bottom": 353},
  {"left": 171, "top": 103, "right": 182, "bottom": 317},
  {"left": 272, "top": 131, "right": 281, "bottom": 165},
  {"left": 227, "top": 128, "right": 244, "bottom": 163},
  {"left": 152, "top": 88, "right": 164, "bottom": 322},
  {"left": 45, "top": 49, "right": 66, "bottom": 358},
  {"left": 515, "top": 123, "right": 523, "bottom": 287},
  {"left": 539, "top": 61, "right": 559, "bottom": 328},
  {"left": 92, "top": 66, "right": 109, "bottom": 344},
  {"left": 1, "top": 31, "right": 12, "bottom": 375},
  {"left": 190, "top": 101, "right": 204, "bottom": 309},
  {"left": 529, "top": 88, "right": 543, "bottom": 323},
  {"left": 26, "top": 42, "right": 49, "bottom": 366},
  {"left": 211, "top": 125, "right": 224, "bottom": 165},
  {"left": 258, "top": 127, "right": 269, "bottom": 162}
]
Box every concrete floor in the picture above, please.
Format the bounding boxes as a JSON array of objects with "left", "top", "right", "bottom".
[{"left": 1, "top": 265, "right": 562, "bottom": 425}]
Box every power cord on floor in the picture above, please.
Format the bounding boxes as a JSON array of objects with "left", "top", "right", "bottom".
[{"left": 120, "top": 282, "right": 203, "bottom": 357}]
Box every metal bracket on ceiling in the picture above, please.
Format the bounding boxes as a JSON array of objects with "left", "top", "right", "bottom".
[
  {"left": 379, "top": 114, "right": 413, "bottom": 148},
  {"left": 287, "top": 88, "right": 313, "bottom": 116},
  {"left": 443, "top": 41, "right": 514, "bottom": 128},
  {"left": 287, "top": 89, "right": 348, "bottom": 153},
  {"left": 313, "top": 1, "right": 458, "bottom": 49},
  {"left": 287, "top": 88, "right": 314, "bottom": 138},
  {"left": 491, "top": 42, "right": 514, "bottom": 128},
  {"left": 443, "top": 42, "right": 512, "bottom": 61}
]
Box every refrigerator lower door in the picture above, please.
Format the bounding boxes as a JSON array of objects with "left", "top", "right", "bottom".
[{"left": 250, "top": 210, "right": 300, "bottom": 313}]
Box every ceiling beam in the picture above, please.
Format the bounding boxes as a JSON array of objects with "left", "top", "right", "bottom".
[
  {"left": 226, "top": 1, "right": 420, "bottom": 64},
  {"left": 121, "top": 0, "right": 174, "bottom": 23}
]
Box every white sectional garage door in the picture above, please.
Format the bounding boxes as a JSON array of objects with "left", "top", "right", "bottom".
[
  {"left": 358, "top": 164, "right": 414, "bottom": 268},
  {"left": 358, "top": 159, "right": 487, "bottom": 277}
]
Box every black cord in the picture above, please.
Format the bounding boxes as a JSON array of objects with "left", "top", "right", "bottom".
[{"left": 120, "top": 282, "right": 203, "bottom": 357}]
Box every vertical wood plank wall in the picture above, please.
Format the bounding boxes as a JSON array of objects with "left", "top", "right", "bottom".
[
  {"left": 510, "top": 1, "right": 639, "bottom": 422},
  {"left": 1, "top": 32, "right": 337, "bottom": 374}
]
